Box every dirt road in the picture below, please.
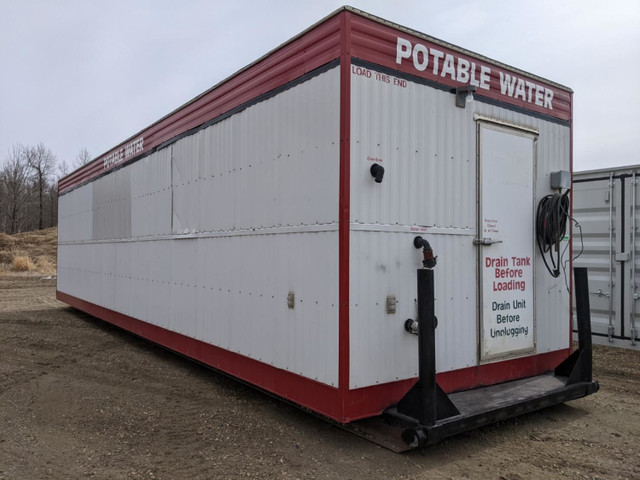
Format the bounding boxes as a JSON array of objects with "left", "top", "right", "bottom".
[{"left": 1, "top": 274, "right": 638, "bottom": 480}]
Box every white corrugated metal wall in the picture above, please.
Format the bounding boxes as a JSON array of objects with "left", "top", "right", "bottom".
[
  {"left": 58, "top": 66, "right": 341, "bottom": 387},
  {"left": 349, "top": 66, "right": 571, "bottom": 389}
]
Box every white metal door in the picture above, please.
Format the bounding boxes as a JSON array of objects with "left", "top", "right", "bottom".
[
  {"left": 478, "top": 124, "right": 537, "bottom": 361},
  {"left": 572, "top": 176, "right": 622, "bottom": 339},
  {"left": 625, "top": 173, "right": 640, "bottom": 345}
]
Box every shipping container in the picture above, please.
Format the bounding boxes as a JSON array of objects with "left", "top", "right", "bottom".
[
  {"left": 573, "top": 166, "right": 640, "bottom": 350},
  {"left": 57, "top": 6, "right": 598, "bottom": 450}
]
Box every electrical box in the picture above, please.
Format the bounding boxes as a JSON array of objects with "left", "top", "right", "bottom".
[{"left": 551, "top": 170, "right": 571, "bottom": 190}]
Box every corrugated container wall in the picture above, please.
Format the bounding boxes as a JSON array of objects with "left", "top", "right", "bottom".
[{"left": 573, "top": 166, "right": 640, "bottom": 350}]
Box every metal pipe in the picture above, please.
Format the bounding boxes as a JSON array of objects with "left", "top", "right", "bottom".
[
  {"left": 417, "top": 268, "right": 437, "bottom": 426},
  {"left": 608, "top": 172, "right": 614, "bottom": 341},
  {"left": 631, "top": 173, "right": 638, "bottom": 345},
  {"left": 414, "top": 236, "right": 437, "bottom": 269}
]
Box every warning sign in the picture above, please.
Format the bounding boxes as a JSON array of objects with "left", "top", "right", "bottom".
[{"left": 482, "top": 254, "right": 534, "bottom": 357}]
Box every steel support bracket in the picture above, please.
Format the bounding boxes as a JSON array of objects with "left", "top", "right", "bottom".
[
  {"left": 554, "top": 267, "right": 597, "bottom": 386},
  {"left": 353, "top": 267, "right": 599, "bottom": 451},
  {"left": 395, "top": 268, "right": 459, "bottom": 426}
]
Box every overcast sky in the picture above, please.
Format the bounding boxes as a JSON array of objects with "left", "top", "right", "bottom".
[{"left": 0, "top": 0, "right": 638, "bottom": 173}]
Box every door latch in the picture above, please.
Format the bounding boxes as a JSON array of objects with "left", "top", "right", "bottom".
[{"left": 473, "top": 237, "right": 503, "bottom": 246}]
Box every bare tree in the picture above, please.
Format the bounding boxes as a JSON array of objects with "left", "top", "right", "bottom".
[
  {"left": 73, "top": 147, "right": 92, "bottom": 170},
  {"left": 47, "top": 181, "right": 58, "bottom": 229},
  {"left": 24, "top": 143, "right": 56, "bottom": 230},
  {"left": 0, "top": 145, "right": 31, "bottom": 234},
  {"left": 58, "top": 159, "right": 70, "bottom": 179}
]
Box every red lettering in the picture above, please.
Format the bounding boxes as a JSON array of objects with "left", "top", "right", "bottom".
[{"left": 494, "top": 268, "right": 523, "bottom": 279}]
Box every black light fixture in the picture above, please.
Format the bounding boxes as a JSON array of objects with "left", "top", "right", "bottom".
[{"left": 455, "top": 85, "right": 477, "bottom": 108}]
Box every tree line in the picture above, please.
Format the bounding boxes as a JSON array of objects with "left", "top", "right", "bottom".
[{"left": 0, "top": 144, "right": 91, "bottom": 234}]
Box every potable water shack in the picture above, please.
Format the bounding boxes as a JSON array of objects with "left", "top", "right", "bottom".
[{"left": 57, "top": 7, "right": 598, "bottom": 450}]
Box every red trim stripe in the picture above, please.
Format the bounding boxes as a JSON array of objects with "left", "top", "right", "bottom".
[
  {"left": 436, "top": 348, "right": 570, "bottom": 395},
  {"left": 338, "top": 12, "right": 352, "bottom": 398}
]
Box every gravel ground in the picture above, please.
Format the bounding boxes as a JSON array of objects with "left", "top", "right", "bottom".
[{"left": 0, "top": 274, "right": 638, "bottom": 480}]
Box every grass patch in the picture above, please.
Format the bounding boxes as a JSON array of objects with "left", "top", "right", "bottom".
[
  {"left": 0, "top": 227, "right": 57, "bottom": 274},
  {"left": 11, "top": 255, "right": 35, "bottom": 272},
  {"left": 0, "top": 250, "right": 13, "bottom": 264}
]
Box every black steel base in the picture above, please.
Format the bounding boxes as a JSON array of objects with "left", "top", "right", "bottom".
[
  {"left": 342, "top": 374, "right": 599, "bottom": 452},
  {"left": 341, "top": 267, "right": 599, "bottom": 452}
]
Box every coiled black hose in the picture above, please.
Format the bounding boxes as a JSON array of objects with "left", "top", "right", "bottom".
[{"left": 536, "top": 192, "right": 570, "bottom": 277}]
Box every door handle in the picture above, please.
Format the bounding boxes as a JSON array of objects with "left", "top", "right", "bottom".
[{"left": 473, "top": 237, "right": 503, "bottom": 246}]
